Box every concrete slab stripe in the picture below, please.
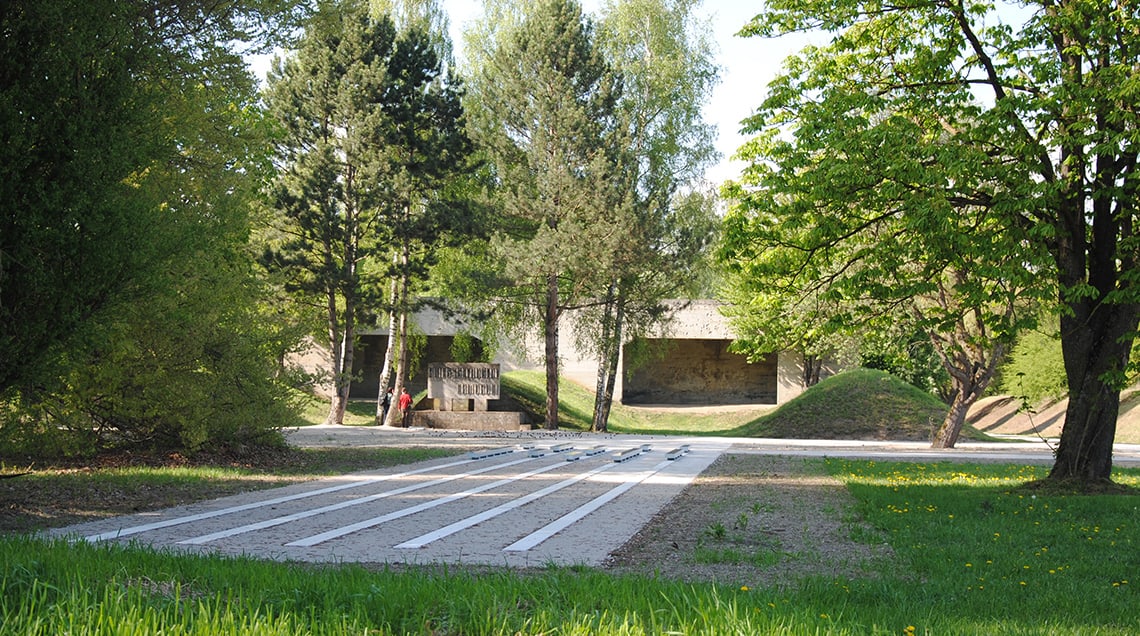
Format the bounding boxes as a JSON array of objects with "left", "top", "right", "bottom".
[
  {"left": 285, "top": 454, "right": 583, "bottom": 547},
  {"left": 81, "top": 456, "right": 479, "bottom": 543},
  {"left": 179, "top": 455, "right": 541, "bottom": 545},
  {"left": 393, "top": 456, "right": 621, "bottom": 549},
  {"left": 503, "top": 458, "right": 675, "bottom": 553}
]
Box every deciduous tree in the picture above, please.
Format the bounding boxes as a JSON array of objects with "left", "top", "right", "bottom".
[
  {"left": 727, "top": 0, "right": 1138, "bottom": 480},
  {"left": 581, "top": 0, "right": 720, "bottom": 432},
  {"left": 1, "top": 0, "right": 305, "bottom": 453}
]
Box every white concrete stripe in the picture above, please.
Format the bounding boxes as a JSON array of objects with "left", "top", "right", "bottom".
[
  {"left": 82, "top": 456, "right": 478, "bottom": 543},
  {"left": 503, "top": 458, "right": 674, "bottom": 552},
  {"left": 394, "top": 457, "right": 619, "bottom": 549},
  {"left": 286, "top": 456, "right": 577, "bottom": 547},
  {"left": 179, "top": 455, "right": 539, "bottom": 545}
]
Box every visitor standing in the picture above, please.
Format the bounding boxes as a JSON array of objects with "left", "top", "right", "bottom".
[
  {"left": 398, "top": 387, "right": 413, "bottom": 428},
  {"left": 380, "top": 388, "right": 393, "bottom": 425}
]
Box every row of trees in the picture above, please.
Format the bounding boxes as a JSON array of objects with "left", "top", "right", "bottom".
[
  {"left": 7, "top": 0, "right": 1131, "bottom": 487},
  {"left": 0, "top": 0, "right": 719, "bottom": 452},
  {"left": 718, "top": 0, "right": 1140, "bottom": 483},
  {"left": 262, "top": 0, "right": 721, "bottom": 429}
]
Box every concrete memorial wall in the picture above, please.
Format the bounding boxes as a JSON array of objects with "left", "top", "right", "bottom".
[
  {"left": 305, "top": 300, "right": 835, "bottom": 408},
  {"left": 427, "top": 362, "right": 500, "bottom": 411}
]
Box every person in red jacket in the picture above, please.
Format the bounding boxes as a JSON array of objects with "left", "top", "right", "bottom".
[{"left": 398, "top": 387, "right": 413, "bottom": 428}]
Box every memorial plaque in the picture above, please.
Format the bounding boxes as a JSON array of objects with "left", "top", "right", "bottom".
[{"left": 428, "top": 363, "right": 500, "bottom": 411}]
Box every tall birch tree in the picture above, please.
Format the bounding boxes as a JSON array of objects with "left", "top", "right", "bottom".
[{"left": 583, "top": 0, "right": 720, "bottom": 431}]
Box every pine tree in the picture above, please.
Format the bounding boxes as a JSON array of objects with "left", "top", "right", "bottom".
[{"left": 265, "top": 0, "right": 470, "bottom": 425}]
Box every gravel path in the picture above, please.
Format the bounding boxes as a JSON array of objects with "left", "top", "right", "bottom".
[
  {"left": 282, "top": 426, "right": 897, "bottom": 584},
  {"left": 49, "top": 425, "right": 1133, "bottom": 585},
  {"left": 604, "top": 453, "right": 894, "bottom": 586}
]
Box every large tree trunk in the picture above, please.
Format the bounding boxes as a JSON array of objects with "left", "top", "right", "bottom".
[
  {"left": 328, "top": 267, "right": 358, "bottom": 426},
  {"left": 932, "top": 390, "right": 971, "bottom": 448},
  {"left": 544, "top": 273, "right": 560, "bottom": 430},
  {"left": 929, "top": 341, "right": 1005, "bottom": 449},
  {"left": 328, "top": 306, "right": 355, "bottom": 426},
  {"left": 386, "top": 247, "right": 412, "bottom": 428},
  {"left": 327, "top": 167, "right": 360, "bottom": 426},
  {"left": 1050, "top": 308, "right": 1137, "bottom": 481},
  {"left": 1041, "top": 30, "right": 1140, "bottom": 481},
  {"left": 802, "top": 354, "right": 822, "bottom": 387},
  {"left": 325, "top": 288, "right": 345, "bottom": 425}
]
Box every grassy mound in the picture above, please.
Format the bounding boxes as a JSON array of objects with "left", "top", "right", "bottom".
[{"left": 732, "top": 368, "right": 950, "bottom": 441}]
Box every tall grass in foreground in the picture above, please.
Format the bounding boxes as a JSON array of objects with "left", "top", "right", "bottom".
[{"left": 2, "top": 461, "right": 1137, "bottom": 635}]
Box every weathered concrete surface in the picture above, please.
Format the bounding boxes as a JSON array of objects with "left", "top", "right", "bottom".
[
  {"left": 47, "top": 426, "right": 1140, "bottom": 569},
  {"left": 49, "top": 430, "right": 728, "bottom": 568}
]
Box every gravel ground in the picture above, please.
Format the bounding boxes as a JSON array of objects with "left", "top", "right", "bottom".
[
  {"left": 282, "top": 427, "right": 896, "bottom": 584},
  {"left": 603, "top": 453, "right": 895, "bottom": 586}
]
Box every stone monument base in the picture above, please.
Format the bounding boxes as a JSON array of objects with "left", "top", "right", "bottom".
[{"left": 414, "top": 411, "right": 531, "bottom": 431}]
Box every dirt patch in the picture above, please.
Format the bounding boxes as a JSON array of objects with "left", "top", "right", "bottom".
[{"left": 604, "top": 453, "right": 894, "bottom": 586}]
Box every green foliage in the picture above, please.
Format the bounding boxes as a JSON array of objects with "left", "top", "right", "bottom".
[
  {"left": 860, "top": 328, "right": 952, "bottom": 401},
  {"left": 731, "top": 0, "right": 1140, "bottom": 476},
  {"left": 0, "top": 0, "right": 164, "bottom": 392},
  {"left": 998, "top": 321, "right": 1067, "bottom": 405},
  {"left": 448, "top": 332, "right": 486, "bottom": 363},
  {"left": 0, "top": 0, "right": 306, "bottom": 455}
]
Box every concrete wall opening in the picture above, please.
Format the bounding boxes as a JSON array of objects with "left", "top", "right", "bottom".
[{"left": 621, "top": 338, "right": 777, "bottom": 405}]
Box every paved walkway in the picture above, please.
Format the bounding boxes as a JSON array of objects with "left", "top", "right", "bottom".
[
  {"left": 51, "top": 432, "right": 728, "bottom": 567},
  {"left": 49, "top": 426, "right": 1140, "bottom": 568}
]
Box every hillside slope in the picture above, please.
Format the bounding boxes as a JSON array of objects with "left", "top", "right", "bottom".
[{"left": 967, "top": 388, "right": 1140, "bottom": 444}]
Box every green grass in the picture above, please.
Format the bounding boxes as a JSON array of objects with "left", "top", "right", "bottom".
[
  {"left": 3, "top": 460, "right": 1137, "bottom": 634},
  {"left": 299, "top": 395, "right": 383, "bottom": 426},
  {"left": 730, "top": 368, "right": 955, "bottom": 441},
  {"left": 501, "top": 370, "right": 771, "bottom": 435},
  {"left": 298, "top": 369, "right": 985, "bottom": 441}
]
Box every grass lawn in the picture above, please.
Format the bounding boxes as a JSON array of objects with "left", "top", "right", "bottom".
[
  {"left": 1, "top": 458, "right": 1137, "bottom": 635},
  {"left": 4, "top": 368, "right": 1138, "bottom": 633}
]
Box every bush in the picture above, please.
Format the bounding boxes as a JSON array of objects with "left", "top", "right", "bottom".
[{"left": 0, "top": 255, "right": 304, "bottom": 458}]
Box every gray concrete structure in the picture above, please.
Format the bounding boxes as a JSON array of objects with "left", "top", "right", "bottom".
[
  {"left": 303, "top": 300, "right": 837, "bottom": 407},
  {"left": 51, "top": 430, "right": 729, "bottom": 568}
]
